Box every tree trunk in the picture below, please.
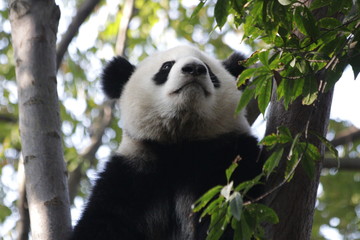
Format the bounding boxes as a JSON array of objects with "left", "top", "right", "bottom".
[
  {"left": 10, "top": 1, "right": 71, "bottom": 240},
  {"left": 263, "top": 87, "right": 334, "bottom": 239}
]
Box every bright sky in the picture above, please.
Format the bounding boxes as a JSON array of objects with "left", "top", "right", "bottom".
[{"left": 331, "top": 66, "right": 360, "bottom": 128}]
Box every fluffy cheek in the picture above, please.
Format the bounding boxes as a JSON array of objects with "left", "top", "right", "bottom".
[{"left": 119, "top": 82, "right": 159, "bottom": 127}]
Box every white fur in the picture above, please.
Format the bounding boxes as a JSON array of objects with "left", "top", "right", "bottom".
[{"left": 118, "top": 45, "right": 250, "bottom": 145}]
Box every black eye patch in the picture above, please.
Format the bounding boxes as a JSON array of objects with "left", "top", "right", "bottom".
[
  {"left": 205, "top": 64, "right": 221, "bottom": 88},
  {"left": 153, "top": 61, "right": 175, "bottom": 85}
]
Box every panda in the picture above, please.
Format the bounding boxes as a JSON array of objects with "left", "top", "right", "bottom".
[{"left": 70, "top": 45, "right": 261, "bottom": 240}]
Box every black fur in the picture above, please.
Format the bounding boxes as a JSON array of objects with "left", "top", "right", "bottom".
[
  {"left": 222, "top": 52, "right": 246, "bottom": 78},
  {"left": 70, "top": 133, "right": 261, "bottom": 240},
  {"left": 153, "top": 61, "right": 175, "bottom": 85},
  {"left": 102, "top": 56, "right": 135, "bottom": 99},
  {"left": 205, "top": 64, "right": 221, "bottom": 88}
]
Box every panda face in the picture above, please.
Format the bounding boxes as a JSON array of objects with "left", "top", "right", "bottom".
[{"left": 102, "top": 46, "right": 250, "bottom": 142}]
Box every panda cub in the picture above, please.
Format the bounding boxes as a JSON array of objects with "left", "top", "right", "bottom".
[{"left": 70, "top": 45, "right": 261, "bottom": 240}]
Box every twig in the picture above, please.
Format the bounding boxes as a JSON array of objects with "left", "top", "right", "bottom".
[{"left": 56, "top": 0, "right": 101, "bottom": 71}]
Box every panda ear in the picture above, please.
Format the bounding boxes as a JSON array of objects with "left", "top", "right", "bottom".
[
  {"left": 101, "top": 56, "right": 135, "bottom": 99},
  {"left": 222, "top": 52, "right": 246, "bottom": 78}
]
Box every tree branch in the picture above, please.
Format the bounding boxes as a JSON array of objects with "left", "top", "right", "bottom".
[
  {"left": 67, "top": 0, "right": 135, "bottom": 204},
  {"left": 115, "top": 0, "right": 134, "bottom": 56},
  {"left": 323, "top": 157, "right": 360, "bottom": 170},
  {"left": 0, "top": 113, "right": 17, "bottom": 123},
  {"left": 68, "top": 100, "right": 114, "bottom": 203},
  {"left": 331, "top": 127, "right": 360, "bottom": 147},
  {"left": 56, "top": 0, "right": 101, "bottom": 71}
]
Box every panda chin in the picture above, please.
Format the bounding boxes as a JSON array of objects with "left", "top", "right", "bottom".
[{"left": 171, "top": 81, "right": 211, "bottom": 98}]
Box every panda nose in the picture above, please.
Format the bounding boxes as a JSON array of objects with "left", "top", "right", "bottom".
[{"left": 181, "top": 63, "right": 207, "bottom": 76}]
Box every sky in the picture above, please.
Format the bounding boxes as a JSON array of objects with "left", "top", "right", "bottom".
[{"left": 331, "top": 66, "right": 360, "bottom": 128}]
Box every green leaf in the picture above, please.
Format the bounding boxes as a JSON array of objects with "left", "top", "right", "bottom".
[
  {"left": 230, "top": 192, "right": 243, "bottom": 221},
  {"left": 207, "top": 206, "right": 228, "bottom": 240},
  {"left": 226, "top": 162, "right": 238, "bottom": 183},
  {"left": 214, "top": 0, "right": 230, "bottom": 29},
  {"left": 295, "top": 60, "right": 308, "bottom": 74},
  {"left": 238, "top": 210, "right": 253, "bottom": 240},
  {"left": 302, "top": 76, "right": 318, "bottom": 105},
  {"left": 263, "top": 148, "right": 284, "bottom": 178},
  {"left": 236, "top": 87, "right": 255, "bottom": 113},
  {"left": 304, "top": 143, "right": 321, "bottom": 162},
  {"left": 247, "top": 203, "right": 279, "bottom": 224},
  {"left": 302, "top": 7, "right": 319, "bottom": 39},
  {"left": 278, "top": 126, "right": 292, "bottom": 139},
  {"left": 258, "top": 51, "right": 270, "bottom": 67},
  {"left": 255, "top": 76, "right": 272, "bottom": 115},
  {"left": 237, "top": 68, "right": 257, "bottom": 88},
  {"left": 0, "top": 205, "right": 11, "bottom": 223},
  {"left": 192, "top": 185, "right": 222, "bottom": 212},
  {"left": 200, "top": 197, "right": 224, "bottom": 219},
  {"left": 318, "top": 17, "right": 341, "bottom": 29},
  {"left": 311, "top": 131, "right": 339, "bottom": 162},
  {"left": 191, "top": 0, "right": 207, "bottom": 20},
  {"left": 235, "top": 174, "right": 263, "bottom": 194},
  {"left": 242, "top": 51, "right": 260, "bottom": 67},
  {"left": 298, "top": 143, "right": 320, "bottom": 178},
  {"left": 277, "top": 77, "right": 302, "bottom": 109},
  {"left": 260, "top": 132, "right": 291, "bottom": 146},
  {"left": 324, "top": 57, "right": 347, "bottom": 92},
  {"left": 294, "top": 6, "right": 319, "bottom": 39},
  {"left": 259, "top": 133, "right": 279, "bottom": 146},
  {"left": 302, "top": 154, "right": 316, "bottom": 179}
]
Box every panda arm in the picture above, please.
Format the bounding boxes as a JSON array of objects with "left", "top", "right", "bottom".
[{"left": 69, "top": 156, "right": 151, "bottom": 240}]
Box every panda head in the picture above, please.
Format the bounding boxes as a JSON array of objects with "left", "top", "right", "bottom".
[{"left": 102, "top": 45, "right": 250, "bottom": 142}]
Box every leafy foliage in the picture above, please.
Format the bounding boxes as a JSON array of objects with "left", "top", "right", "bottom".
[
  {"left": 191, "top": 0, "right": 358, "bottom": 238},
  {"left": 209, "top": 0, "right": 360, "bottom": 112},
  {"left": 192, "top": 161, "right": 278, "bottom": 240}
]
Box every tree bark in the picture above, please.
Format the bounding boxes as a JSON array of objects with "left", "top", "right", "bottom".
[
  {"left": 10, "top": 1, "right": 71, "bottom": 239},
  {"left": 263, "top": 87, "right": 334, "bottom": 239}
]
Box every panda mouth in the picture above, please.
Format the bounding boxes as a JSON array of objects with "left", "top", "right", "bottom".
[{"left": 172, "top": 81, "right": 211, "bottom": 96}]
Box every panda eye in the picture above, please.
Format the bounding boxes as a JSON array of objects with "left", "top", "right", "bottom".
[{"left": 160, "top": 61, "right": 175, "bottom": 71}]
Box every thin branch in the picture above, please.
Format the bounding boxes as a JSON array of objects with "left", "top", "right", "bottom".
[
  {"left": 331, "top": 127, "right": 360, "bottom": 147},
  {"left": 68, "top": 100, "right": 114, "bottom": 203},
  {"left": 56, "top": 0, "right": 101, "bottom": 71},
  {"left": 67, "top": 0, "right": 135, "bottom": 204},
  {"left": 0, "top": 113, "right": 17, "bottom": 123},
  {"left": 323, "top": 157, "right": 360, "bottom": 170},
  {"left": 115, "top": 0, "right": 134, "bottom": 56}
]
